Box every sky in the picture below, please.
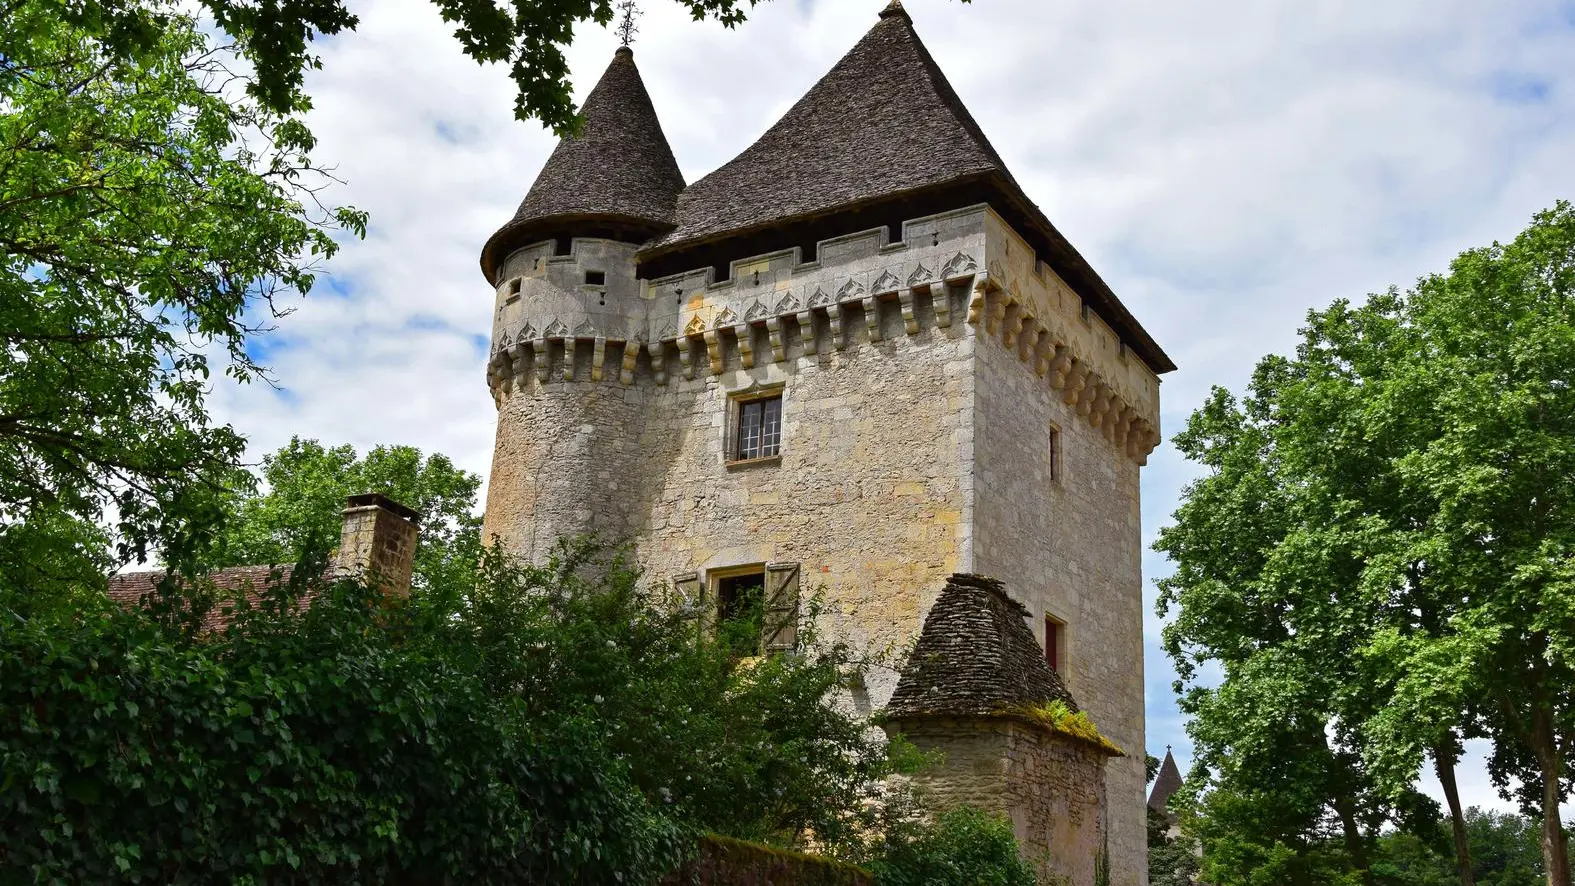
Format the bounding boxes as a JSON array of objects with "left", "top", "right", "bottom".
[{"left": 209, "top": 0, "right": 1575, "bottom": 817}]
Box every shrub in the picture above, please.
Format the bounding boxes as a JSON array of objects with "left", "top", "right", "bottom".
[
  {"left": 0, "top": 540, "right": 912, "bottom": 881},
  {"left": 0, "top": 575, "right": 685, "bottom": 884},
  {"left": 664, "top": 834, "right": 872, "bottom": 885},
  {"left": 867, "top": 807, "right": 1039, "bottom": 886}
]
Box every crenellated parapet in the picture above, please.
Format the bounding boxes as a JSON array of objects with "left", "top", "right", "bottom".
[{"left": 483, "top": 205, "right": 1161, "bottom": 464}]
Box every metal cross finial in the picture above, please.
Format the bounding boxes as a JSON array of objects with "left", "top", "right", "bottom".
[{"left": 616, "top": 0, "right": 641, "bottom": 46}]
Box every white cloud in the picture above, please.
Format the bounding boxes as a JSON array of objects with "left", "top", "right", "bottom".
[{"left": 209, "top": 0, "right": 1575, "bottom": 819}]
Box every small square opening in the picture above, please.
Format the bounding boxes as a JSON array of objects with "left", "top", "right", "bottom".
[{"left": 585, "top": 270, "right": 606, "bottom": 286}]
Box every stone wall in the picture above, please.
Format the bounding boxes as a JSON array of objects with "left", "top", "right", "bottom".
[
  {"left": 896, "top": 717, "right": 1109, "bottom": 886},
  {"left": 970, "top": 213, "right": 1154, "bottom": 886}
]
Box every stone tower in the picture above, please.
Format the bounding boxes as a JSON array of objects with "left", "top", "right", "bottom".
[{"left": 480, "top": 5, "right": 1173, "bottom": 884}]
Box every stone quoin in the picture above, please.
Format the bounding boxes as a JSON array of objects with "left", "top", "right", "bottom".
[{"left": 478, "top": 3, "right": 1173, "bottom": 883}]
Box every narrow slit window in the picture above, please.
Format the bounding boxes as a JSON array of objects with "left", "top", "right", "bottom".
[
  {"left": 1049, "top": 423, "right": 1063, "bottom": 483},
  {"left": 1045, "top": 616, "right": 1063, "bottom": 672},
  {"left": 735, "top": 395, "right": 782, "bottom": 461}
]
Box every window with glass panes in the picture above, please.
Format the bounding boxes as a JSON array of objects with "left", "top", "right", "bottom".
[{"left": 735, "top": 395, "right": 782, "bottom": 461}]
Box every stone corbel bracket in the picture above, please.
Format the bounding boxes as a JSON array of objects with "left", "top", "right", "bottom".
[{"left": 967, "top": 279, "right": 1161, "bottom": 465}]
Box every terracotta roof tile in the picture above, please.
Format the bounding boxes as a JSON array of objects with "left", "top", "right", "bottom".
[{"left": 107, "top": 565, "right": 297, "bottom": 633}]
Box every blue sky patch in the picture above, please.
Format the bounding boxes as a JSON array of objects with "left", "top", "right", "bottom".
[{"left": 1490, "top": 72, "right": 1551, "bottom": 104}]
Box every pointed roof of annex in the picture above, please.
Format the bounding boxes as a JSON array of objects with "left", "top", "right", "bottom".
[
  {"left": 481, "top": 46, "right": 685, "bottom": 282},
  {"left": 643, "top": 1, "right": 1175, "bottom": 374},
  {"left": 1148, "top": 747, "right": 1185, "bottom": 812}
]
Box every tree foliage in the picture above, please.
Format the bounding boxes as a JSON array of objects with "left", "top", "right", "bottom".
[
  {"left": 0, "top": 4, "right": 364, "bottom": 596},
  {"left": 40, "top": 0, "right": 768, "bottom": 132},
  {"left": 0, "top": 540, "right": 925, "bottom": 881},
  {"left": 1157, "top": 202, "right": 1575, "bottom": 884},
  {"left": 213, "top": 437, "right": 483, "bottom": 595}
]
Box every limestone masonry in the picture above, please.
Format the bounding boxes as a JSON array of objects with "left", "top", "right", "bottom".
[{"left": 478, "top": 4, "right": 1172, "bottom": 883}]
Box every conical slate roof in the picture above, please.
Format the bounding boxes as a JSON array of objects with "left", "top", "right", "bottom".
[
  {"left": 885, "top": 574, "right": 1080, "bottom": 720},
  {"left": 644, "top": 2, "right": 1001, "bottom": 254},
  {"left": 639, "top": 3, "right": 1174, "bottom": 373},
  {"left": 1148, "top": 748, "right": 1184, "bottom": 812},
  {"left": 480, "top": 46, "right": 684, "bottom": 283}
]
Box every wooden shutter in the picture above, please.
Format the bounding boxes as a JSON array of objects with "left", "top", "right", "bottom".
[
  {"left": 673, "top": 572, "right": 707, "bottom": 633},
  {"left": 762, "top": 562, "right": 801, "bottom": 653}
]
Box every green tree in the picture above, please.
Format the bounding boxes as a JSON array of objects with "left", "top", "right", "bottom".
[
  {"left": 1157, "top": 203, "right": 1575, "bottom": 885},
  {"left": 426, "top": 541, "right": 918, "bottom": 854},
  {"left": 42, "top": 0, "right": 770, "bottom": 132},
  {"left": 213, "top": 437, "right": 483, "bottom": 594},
  {"left": 1465, "top": 809, "right": 1545, "bottom": 886},
  {"left": 1, "top": 3, "right": 364, "bottom": 597}
]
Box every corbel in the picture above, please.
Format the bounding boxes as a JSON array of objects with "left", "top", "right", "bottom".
[
  {"left": 797, "top": 311, "right": 819, "bottom": 357},
  {"left": 1061, "top": 359, "right": 1090, "bottom": 407},
  {"left": 933, "top": 283, "right": 953, "bottom": 329},
  {"left": 534, "top": 338, "right": 550, "bottom": 384},
  {"left": 703, "top": 329, "right": 723, "bottom": 374},
  {"left": 766, "top": 317, "right": 786, "bottom": 363},
  {"left": 620, "top": 339, "right": 640, "bottom": 385},
  {"left": 679, "top": 335, "right": 698, "bottom": 380},
  {"left": 735, "top": 324, "right": 756, "bottom": 369},
  {"left": 898, "top": 290, "right": 919, "bottom": 335}
]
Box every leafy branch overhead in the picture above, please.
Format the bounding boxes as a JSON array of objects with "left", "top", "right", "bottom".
[{"left": 64, "top": 0, "right": 765, "bottom": 133}]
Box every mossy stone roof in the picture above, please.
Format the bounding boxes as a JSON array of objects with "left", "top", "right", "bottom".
[
  {"left": 481, "top": 46, "right": 684, "bottom": 283},
  {"left": 885, "top": 573, "right": 1080, "bottom": 720}
]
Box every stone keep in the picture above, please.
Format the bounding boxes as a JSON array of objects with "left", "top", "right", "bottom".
[{"left": 477, "top": 4, "right": 1173, "bottom": 884}]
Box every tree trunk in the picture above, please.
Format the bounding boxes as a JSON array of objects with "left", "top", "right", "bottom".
[
  {"left": 1432, "top": 741, "right": 1475, "bottom": 886},
  {"left": 1531, "top": 706, "right": 1572, "bottom": 886},
  {"left": 1333, "top": 792, "right": 1376, "bottom": 886}
]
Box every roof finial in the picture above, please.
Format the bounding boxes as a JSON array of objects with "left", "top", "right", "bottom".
[
  {"left": 616, "top": 0, "right": 641, "bottom": 46},
  {"left": 879, "top": 0, "right": 910, "bottom": 20}
]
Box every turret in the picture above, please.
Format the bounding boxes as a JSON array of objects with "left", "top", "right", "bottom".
[{"left": 482, "top": 45, "right": 682, "bottom": 398}]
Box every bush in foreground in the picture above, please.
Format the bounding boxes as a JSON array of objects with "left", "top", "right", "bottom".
[{"left": 867, "top": 807, "right": 1039, "bottom": 886}]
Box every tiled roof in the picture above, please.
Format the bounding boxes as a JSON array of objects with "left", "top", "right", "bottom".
[
  {"left": 638, "top": 3, "right": 1174, "bottom": 374},
  {"left": 107, "top": 565, "right": 297, "bottom": 633},
  {"left": 481, "top": 46, "right": 685, "bottom": 282},
  {"left": 885, "top": 573, "right": 1080, "bottom": 720},
  {"left": 643, "top": 3, "right": 1003, "bottom": 254}
]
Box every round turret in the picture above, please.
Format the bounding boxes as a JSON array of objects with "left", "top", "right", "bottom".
[{"left": 483, "top": 46, "right": 683, "bottom": 557}]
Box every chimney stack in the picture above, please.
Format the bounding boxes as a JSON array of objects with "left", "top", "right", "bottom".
[{"left": 333, "top": 493, "right": 420, "bottom": 597}]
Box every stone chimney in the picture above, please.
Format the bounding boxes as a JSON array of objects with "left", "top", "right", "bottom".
[{"left": 332, "top": 493, "right": 420, "bottom": 597}]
